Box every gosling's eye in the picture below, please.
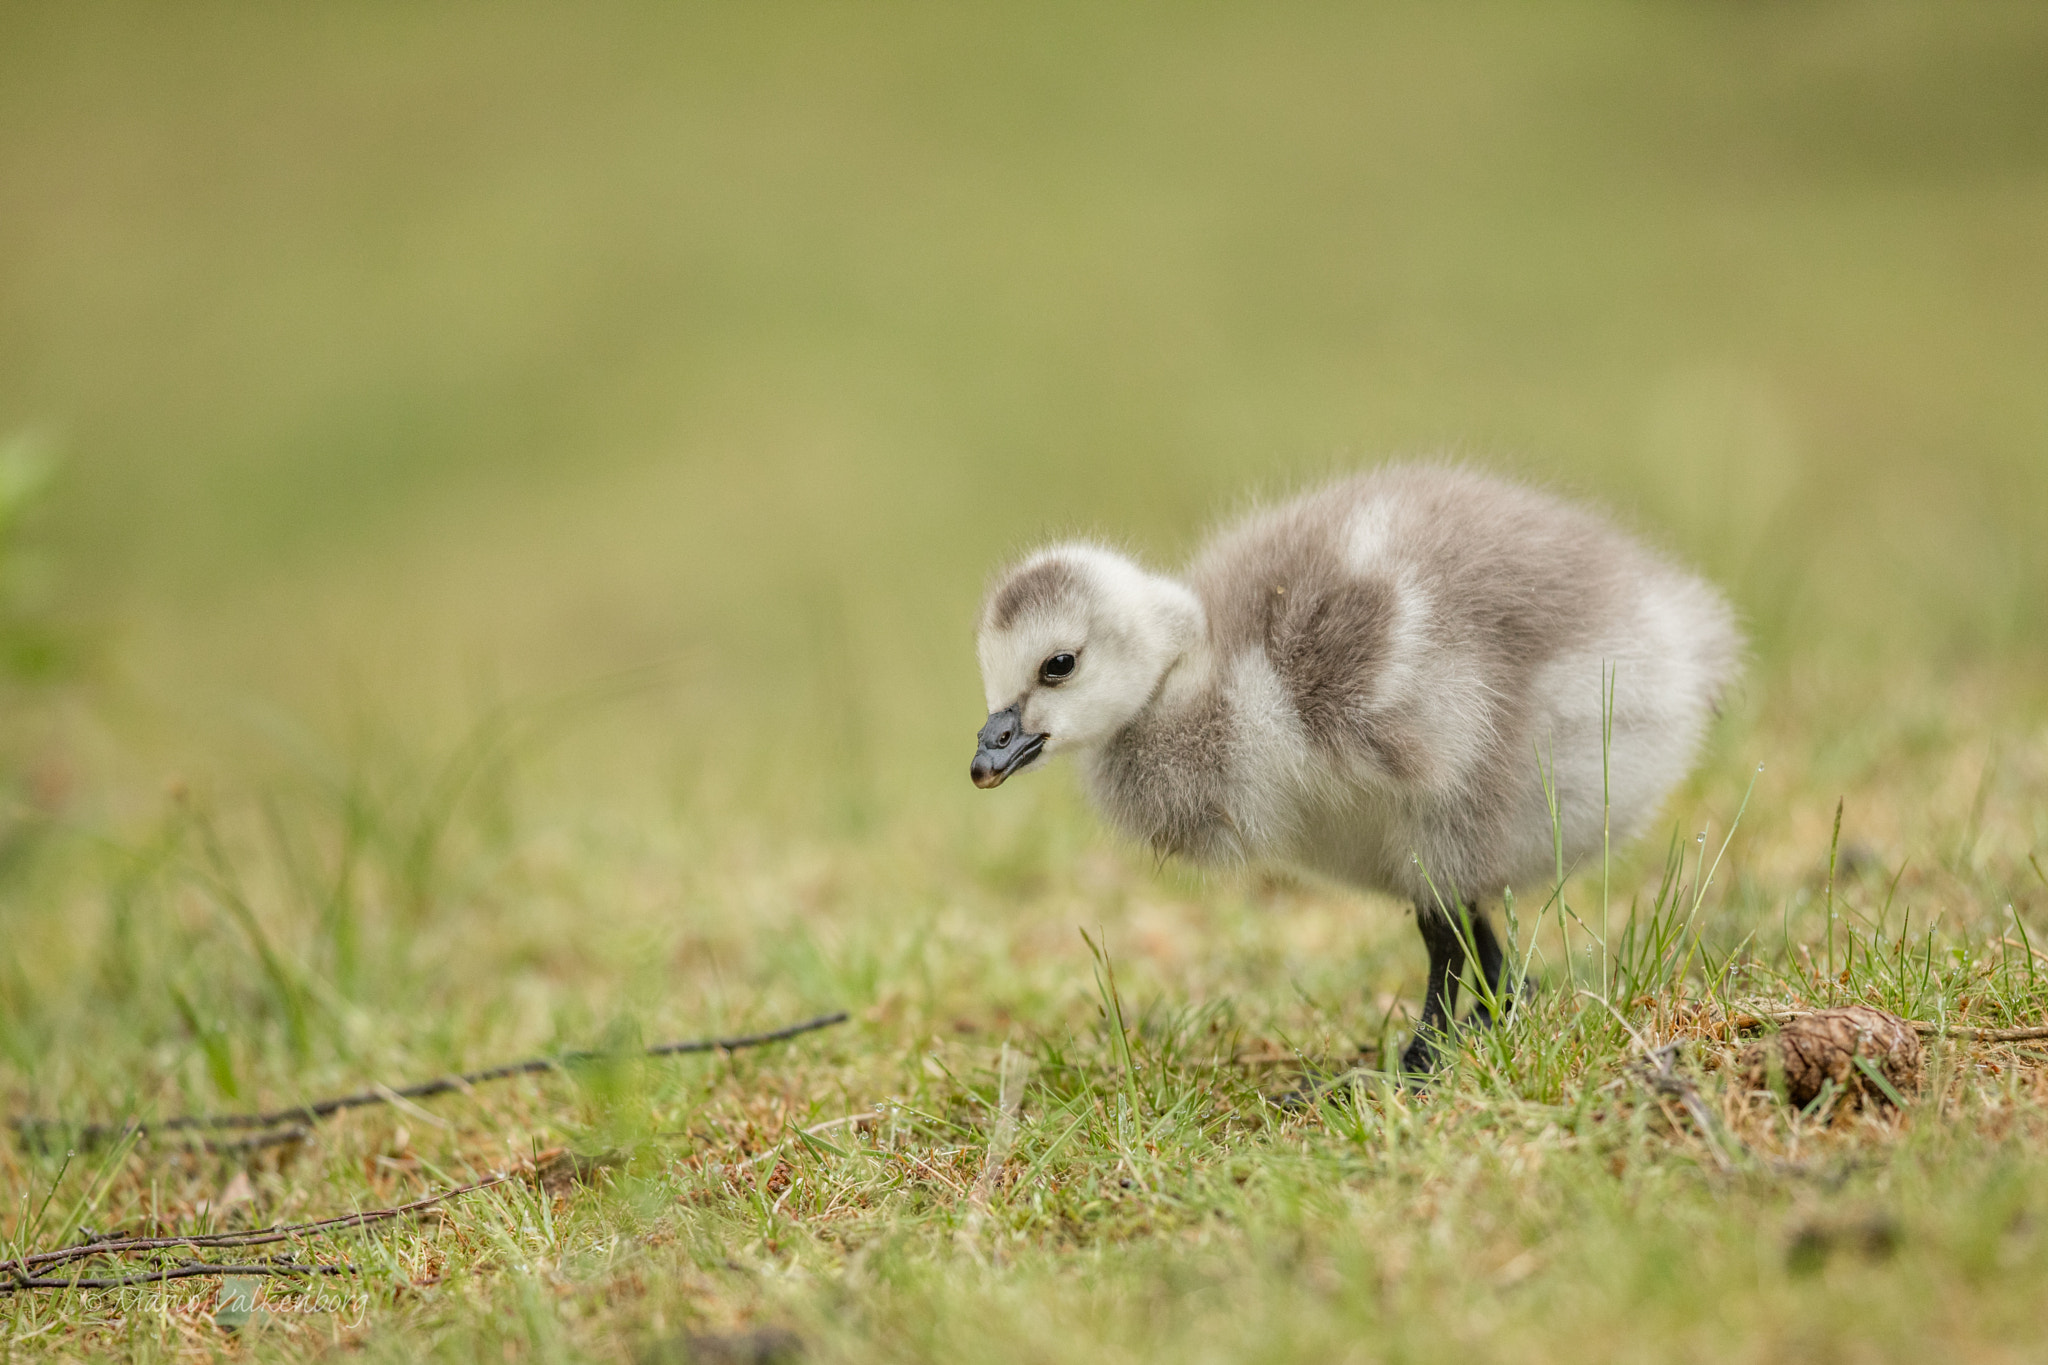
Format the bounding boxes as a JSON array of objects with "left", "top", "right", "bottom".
[{"left": 1039, "top": 652, "right": 1078, "bottom": 684}]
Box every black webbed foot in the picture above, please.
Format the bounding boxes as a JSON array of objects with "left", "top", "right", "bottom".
[
  {"left": 1315, "top": 902, "right": 1521, "bottom": 1092},
  {"left": 1398, "top": 1028, "right": 1446, "bottom": 1079},
  {"left": 1400, "top": 901, "right": 1525, "bottom": 1077}
]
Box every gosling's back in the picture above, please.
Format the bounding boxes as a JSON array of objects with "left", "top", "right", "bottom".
[{"left": 1167, "top": 465, "right": 1740, "bottom": 901}]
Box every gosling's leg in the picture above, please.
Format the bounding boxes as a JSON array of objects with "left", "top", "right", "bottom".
[
  {"left": 1400, "top": 904, "right": 1468, "bottom": 1075},
  {"left": 1466, "top": 907, "right": 1515, "bottom": 1028}
]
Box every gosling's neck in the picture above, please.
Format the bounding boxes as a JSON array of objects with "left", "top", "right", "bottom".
[
  {"left": 1081, "top": 620, "right": 1243, "bottom": 864},
  {"left": 1127, "top": 570, "right": 1216, "bottom": 717}
]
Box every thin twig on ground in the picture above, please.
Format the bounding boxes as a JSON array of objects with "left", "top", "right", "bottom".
[
  {"left": 2001, "top": 937, "right": 2048, "bottom": 968},
  {"left": 13, "top": 1011, "right": 849, "bottom": 1149},
  {"left": 1, "top": 1170, "right": 513, "bottom": 1290},
  {"left": 6, "top": 1261, "right": 351, "bottom": 1292},
  {"left": 1729, "top": 1011, "right": 2048, "bottom": 1043},
  {"left": 1913, "top": 1021, "right": 2048, "bottom": 1041}
]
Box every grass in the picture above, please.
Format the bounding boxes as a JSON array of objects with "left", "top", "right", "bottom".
[
  {"left": 2, "top": 2, "right": 2047, "bottom": 1360},
  {"left": 5, "top": 742, "right": 2048, "bottom": 1363}
]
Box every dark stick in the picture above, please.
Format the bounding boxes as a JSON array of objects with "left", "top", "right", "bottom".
[
  {"left": 1731, "top": 1011, "right": 2048, "bottom": 1043},
  {"left": 4, "top": 1261, "right": 350, "bottom": 1294},
  {"left": 4, "top": 1171, "right": 515, "bottom": 1282},
  {"left": 14, "top": 1011, "right": 849, "bottom": 1148}
]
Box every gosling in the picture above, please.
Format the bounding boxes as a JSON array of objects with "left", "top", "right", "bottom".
[{"left": 970, "top": 464, "right": 1741, "bottom": 1074}]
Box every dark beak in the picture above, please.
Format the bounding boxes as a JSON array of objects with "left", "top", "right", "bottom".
[{"left": 970, "top": 703, "right": 1047, "bottom": 789}]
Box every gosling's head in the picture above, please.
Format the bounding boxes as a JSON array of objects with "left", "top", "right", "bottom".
[{"left": 971, "top": 544, "right": 1203, "bottom": 788}]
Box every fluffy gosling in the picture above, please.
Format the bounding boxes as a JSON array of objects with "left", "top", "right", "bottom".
[{"left": 970, "top": 464, "right": 1741, "bottom": 1074}]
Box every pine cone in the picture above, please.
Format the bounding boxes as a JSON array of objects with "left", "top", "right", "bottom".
[{"left": 1738, "top": 1005, "right": 1922, "bottom": 1110}]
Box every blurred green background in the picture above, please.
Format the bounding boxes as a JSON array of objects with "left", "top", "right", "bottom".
[{"left": 1, "top": 0, "right": 2044, "bottom": 849}]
